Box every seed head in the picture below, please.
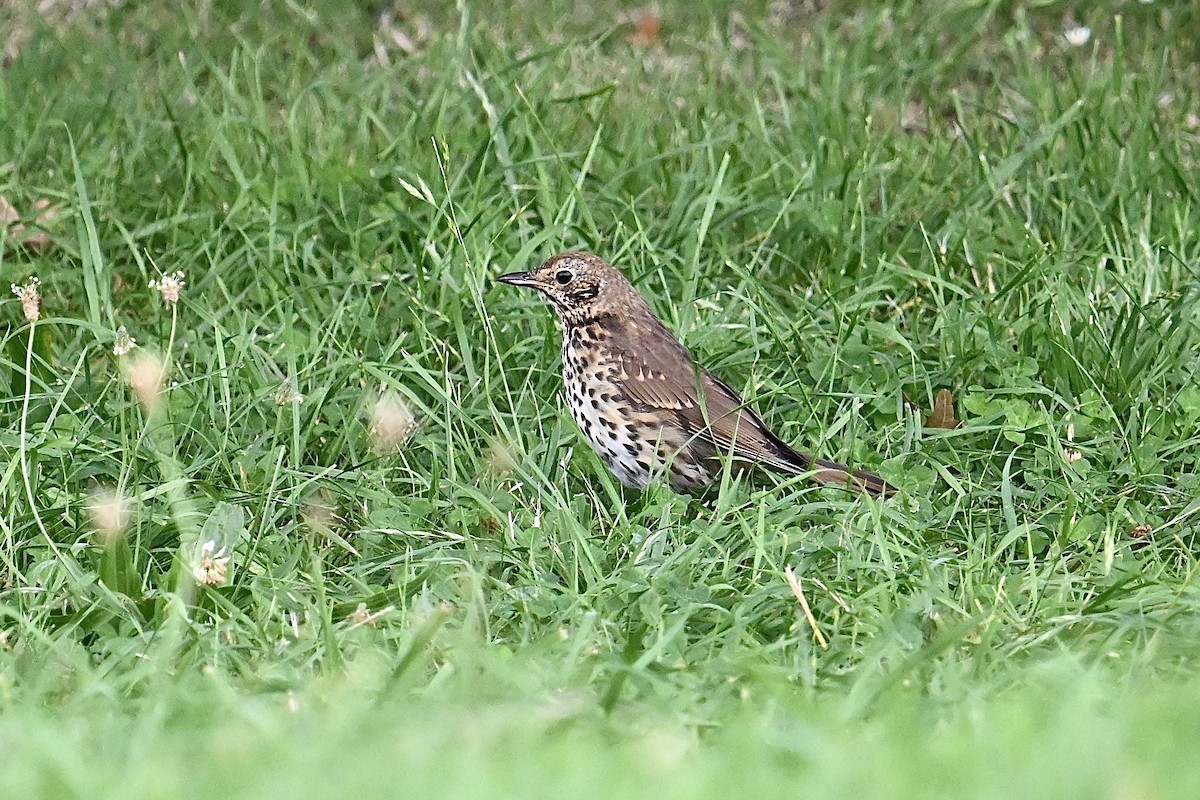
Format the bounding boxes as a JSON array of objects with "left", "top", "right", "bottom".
[
  {"left": 112, "top": 325, "right": 137, "bottom": 357},
  {"left": 149, "top": 271, "right": 186, "bottom": 305},
  {"left": 274, "top": 376, "right": 305, "bottom": 405},
  {"left": 11, "top": 277, "right": 41, "bottom": 322},
  {"left": 485, "top": 437, "right": 518, "bottom": 478},
  {"left": 125, "top": 351, "right": 167, "bottom": 413},
  {"left": 87, "top": 487, "right": 133, "bottom": 544},
  {"left": 302, "top": 494, "right": 338, "bottom": 534},
  {"left": 1064, "top": 24, "right": 1091, "bottom": 47},
  {"left": 369, "top": 390, "right": 417, "bottom": 451},
  {"left": 193, "top": 540, "right": 230, "bottom": 586}
]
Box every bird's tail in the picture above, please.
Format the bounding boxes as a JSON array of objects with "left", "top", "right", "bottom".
[
  {"left": 770, "top": 437, "right": 896, "bottom": 497},
  {"left": 805, "top": 455, "right": 896, "bottom": 497}
]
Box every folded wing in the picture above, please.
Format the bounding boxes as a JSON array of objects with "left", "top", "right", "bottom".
[{"left": 608, "top": 330, "right": 893, "bottom": 496}]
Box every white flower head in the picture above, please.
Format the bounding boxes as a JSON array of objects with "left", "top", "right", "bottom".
[
  {"left": 112, "top": 325, "right": 137, "bottom": 357},
  {"left": 149, "top": 271, "right": 186, "bottom": 304},
  {"left": 1064, "top": 24, "right": 1091, "bottom": 47},
  {"left": 369, "top": 389, "right": 417, "bottom": 450},
  {"left": 125, "top": 351, "right": 167, "bottom": 413},
  {"left": 274, "top": 376, "right": 305, "bottom": 405},
  {"left": 11, "top": 277, "right": 41, "bottom": 322},
  {"left": 485, "top": 437, "right": 517, "bottom": 477},
  {"left": 193, "top": 540, "right": 230, "bottom": 586},
  {"left": 1063, "top": 423, "right": 1082, "bottom": 463},
  {"left": 88, "top": 488, "right": 133, "bottom": 544}
]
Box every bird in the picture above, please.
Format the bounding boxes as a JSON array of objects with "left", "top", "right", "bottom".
[{"left": 496, "top": 252, "right": 895, "bottom": 497}]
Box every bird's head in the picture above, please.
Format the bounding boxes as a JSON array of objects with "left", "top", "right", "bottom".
[{"left": 497, "top": 251, "right": 639, "bottom": 325}]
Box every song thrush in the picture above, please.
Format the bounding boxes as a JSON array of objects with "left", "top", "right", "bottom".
[{"left": 497, "top": 252, "right": 895, "bottom": 497}]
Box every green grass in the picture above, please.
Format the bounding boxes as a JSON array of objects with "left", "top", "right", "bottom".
[{"left": 3, "top": 0, "right": 1200, "bottom": 796}]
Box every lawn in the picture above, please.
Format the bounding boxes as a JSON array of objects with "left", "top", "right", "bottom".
[{"left": 3, "top": 1, "right": 1200, "bottom": 797}]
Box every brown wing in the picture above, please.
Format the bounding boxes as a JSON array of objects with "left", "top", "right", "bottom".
[
  {"left": 603, "top": 316, "right": 895, "bottom": 496},
  {"left": 607, "top": 325, "right": 807, "bottom": 473}
]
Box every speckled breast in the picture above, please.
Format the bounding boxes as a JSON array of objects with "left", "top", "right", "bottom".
[{"left": 560, "top": 324, "right": 714, "bottom": 491}]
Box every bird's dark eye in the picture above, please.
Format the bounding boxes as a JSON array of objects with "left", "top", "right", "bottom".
[{"left": 554, "top": 269, "right": 573, "bottom": 285}]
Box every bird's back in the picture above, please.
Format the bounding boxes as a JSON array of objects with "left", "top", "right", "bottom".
[
  {"left": 591, "top": 309, "right": 802, "bottom": 469},
  {"left": 594, "top": 309, "right": 894, "bottom": 495}
]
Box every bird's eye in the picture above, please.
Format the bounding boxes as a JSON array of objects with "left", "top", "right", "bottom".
[{"left": 554, "top": 269, "right": 573, "bottom": 285}]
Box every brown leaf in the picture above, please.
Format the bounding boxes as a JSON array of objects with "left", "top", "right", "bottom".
[
  {"left": 0, "top": 195, "right": 17, "bottom": 228},
  {"left": 20, "top": 198, "right": 58, "bottom": 252},
  {"left": 1128, "top": 524, "right": 1152, "bottom": 539},
  {"left": 21, "top": 231, "right": 53, "bottom": 252},
  {"left": 4, "top": 26, "right": 31, "bottom": 68},
  {"left": 925, "top": 388, "right": 961, "bottom": 429},
  {"left": 628, "top": 9, "right": 662, "bottom": 47}
]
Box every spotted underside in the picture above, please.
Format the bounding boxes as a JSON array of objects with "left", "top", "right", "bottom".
[{"left": 562, "top": 319, "right": 714, "bottom": 491}]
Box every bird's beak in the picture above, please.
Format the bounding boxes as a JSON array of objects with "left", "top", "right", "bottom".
[{"left": 496, "top": 271, "right": 539, "bottom": 288}]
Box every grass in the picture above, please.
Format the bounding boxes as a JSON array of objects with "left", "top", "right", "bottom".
[{"left": 2, "top": 0, "right": 1200, "bottom": 796}]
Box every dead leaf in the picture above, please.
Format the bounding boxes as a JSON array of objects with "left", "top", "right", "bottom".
[
  {"left": 369, "top": 11, "right": 431, "bottom": 66},
  {"left": 4, "top": 26, "right": 31, "bottom": 68},
  {"left": 925, "top": 388, "right": 961, "bottom": 429},
  {"left": 628, "top": 9, "right": 662, "bottom": 47},
  {"left": 20, "top": 198, "right": 58, "bottom": 252},
  {"left": 22, "top": 231, "right": 53, "bottom": 252},
  {"left": 2, "top": 197, "right": 58, "bottom": 252},
  {"left": 784, "top": 565, "right": 828, "bottom": 651},
  {"left": 0, "top": 195, "right": 17, "bottom": 228}
]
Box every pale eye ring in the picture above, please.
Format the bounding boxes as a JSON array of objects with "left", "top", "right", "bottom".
[{"left": 554, "top": 269, "right": 573, "bottom": 285}]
